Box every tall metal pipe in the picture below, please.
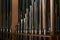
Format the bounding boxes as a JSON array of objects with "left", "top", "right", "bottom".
[
  {"left": 42, "top": 0, "right": 46, "bottom": 40},
  {"left": 34, "top": 0, "right": 38, "bottom": 34},
  {"left": 25, "top": 8, "right": 28, "bottom": 34},
  {"left": 42, "top": 0, "right": 46, "bottom": 35},
  {"left": 39, "top": 0, "right": 42, "bottom": 40},
  {"left": 29, "top": 5, "right": 32, "bottom": 34},
  {"left": 50, "top": 0, "right": 54, "bottom": 34},
  {"left": 39, "top": 0, "right": 42, "bottom": 35},
  {"left": 31, "top": 0, "right": 34, "bottom": 34}
]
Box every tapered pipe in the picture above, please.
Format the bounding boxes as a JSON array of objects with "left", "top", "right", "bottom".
[
  {"left": 42, "top": 0, "right": 46, "bottom": 35},
  {"left": 25, "top": 8, "right": 28, "bottom": 34},
  {"left": 24, "top": 17, "right": 25, "bottom": 33},
  {"left": 39, "top": 0, "right": 42, "bottom": 40},
  {"left": 29, "top": 5, "right": 32, "bottom": 34},
  {"left": 39, "top": 0, "right": 41, "bottom": 35},
  {"left": 21, "top": 19, "right": 23, "bottom": 33},
  {"left": 6, "top": 0, "right": 9, "bottom": 36},
  {"left": 50, "top": 0, "right": 54, "bottom": 34},
  {"left": 31, "top": 0, "right": 34, "bottom": 34},
  {"left": 34, "top": 0, "right": 38, "bottom": 34},
  {"left": 42, "top": 0, "right": 47, "bottom": 40}
]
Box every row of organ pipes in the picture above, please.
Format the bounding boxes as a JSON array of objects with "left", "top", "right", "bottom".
[
  {"left": 17, "top": 0, "right": 55, "bottom": 35},
  {"left": 0, "top": 0, "right": 12, "bottom": 39},
  {"left": 0, "top": 0, "right": 60, "bottom": 40},
  {"left": 16, "top": 0, "right": 56, "bottom": 40}
]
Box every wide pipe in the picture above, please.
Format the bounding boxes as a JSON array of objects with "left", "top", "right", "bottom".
[
  {"left": 42, "top": 0, "right": 46, "bottom": 35},
  {"left": 50, "top": 0, "right": 54, "bottom": 34}
]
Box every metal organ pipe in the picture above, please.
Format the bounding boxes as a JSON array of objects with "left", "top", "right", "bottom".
[
  {"left": 50, "top": 0, "right": 54, "bottom": 35},
  {"left": 42, "top": 0, "right": 46, "bottom": 35}
]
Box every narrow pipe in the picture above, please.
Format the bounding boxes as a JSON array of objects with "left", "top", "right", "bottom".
[
  {"left": 29, "top": 5, "right": 32, "bottom": 34},
  {"left": 39, "top": 0, "right": 42, "bottom": 40},
  {"left": 31, "top": 0, "right": 34, "bottom": 34}
]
